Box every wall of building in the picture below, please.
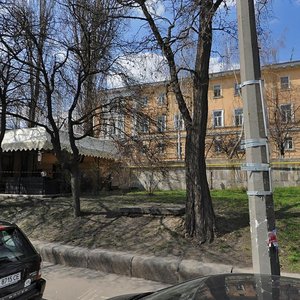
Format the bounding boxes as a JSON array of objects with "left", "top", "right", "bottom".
[
  {"left": 120, "top": 160, "right": 300, "bottom": 191},
  {"left": 99, "top": 61, "right": 300, "bottom": 190}
]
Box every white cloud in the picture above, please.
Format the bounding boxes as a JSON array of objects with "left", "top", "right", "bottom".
[
  {"left": 209, "top": 56, "right": 239, "bottom": 73},
  {"left": 221, "top": 0, "right": 236, "bottom": 7},
  {"left": 108, "top": 54, "right": 240, "bottom": 89},
  {"left": 134, "top": 0, "right": 165, "bottom": 17},
  {"left": 107, "top": 53, "right": 169, "bottom": 88},
  {"left": 147, "top": 0, "right": 165, "bottom": 16},
  {"left": 220, "top": 0, "right": 261, "bottom": 8},
  {"left": 295, "top": 0, "right": 300, "bottom": 5}
]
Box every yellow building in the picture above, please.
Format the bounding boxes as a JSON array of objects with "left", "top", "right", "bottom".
[{"left": 99, "top": 61, "right": 300, "bottom": 190}]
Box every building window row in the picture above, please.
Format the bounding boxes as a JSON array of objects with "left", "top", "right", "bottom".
[
  {"left": 213, "top": 109, "right": 244, "bottom": 128},
  {"left": 212, "top": 103, "right": 294, "bottom": 128},
  {"left": 213, "top": 75, "right": 290, "bottom": 100}
]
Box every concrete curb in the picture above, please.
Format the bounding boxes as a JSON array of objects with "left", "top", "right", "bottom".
[
  {"left": 33, "top": 241, "right": 300, "bottom": 283},
  {"left": 33, "top": 241, "right": 250, "bottom": 284}
]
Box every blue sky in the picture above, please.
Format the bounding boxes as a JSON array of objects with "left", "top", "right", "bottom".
[
  {"left": 269, "top": 0, "right": 300, "bottom": 62},
  {"left": 111, "top": 0, "right": 300, "bottom": 85}
]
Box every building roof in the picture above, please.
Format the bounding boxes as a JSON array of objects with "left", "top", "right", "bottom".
[
  {"left": 104, "top": 60, "right": 300, "bottom": 92},
  {"left": 1, "top": 127, "right": 118, "bottom": 159}
]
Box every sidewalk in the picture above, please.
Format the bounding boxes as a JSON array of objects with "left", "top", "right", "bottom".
[{"left": 32, "top": 241, "right": 300, "bottom": 284}]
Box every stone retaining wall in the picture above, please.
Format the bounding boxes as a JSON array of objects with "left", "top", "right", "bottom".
[{"left": 116, "top": 161, "right": 300, "bottom": 191}]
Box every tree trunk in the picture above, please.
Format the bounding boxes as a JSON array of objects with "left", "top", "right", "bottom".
[
  {"left": 184, "top": 1, "right": 216, "bottom": 243},
  {"left": 70, "top": 164, "right": 81, "bottom": 217},
  {"left": 185, "top": 126, "right": 215, "bottom": 243}
]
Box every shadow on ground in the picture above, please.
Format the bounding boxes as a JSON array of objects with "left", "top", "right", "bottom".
[{"left": 1, "top": 193, "right": 298, "bottom": 273}]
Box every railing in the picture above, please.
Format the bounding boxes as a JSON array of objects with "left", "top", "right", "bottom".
[{"left": 0, "top": 171, "right": 69, "bottom": 195}]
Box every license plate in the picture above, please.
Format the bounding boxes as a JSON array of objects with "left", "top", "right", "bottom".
[{"left": 0, "top": 272, "right": 21, "bottom": 288}]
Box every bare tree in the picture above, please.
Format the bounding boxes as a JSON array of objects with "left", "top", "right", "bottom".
[
  {"left": 265, "top": 76, "right": 300, "bottom": 158},
  {"left": 23, "top": 0, "right": 53, "bottom": 127},
  {"left": 118, "top": 0, "right": 270, "bottom": 243},
  {"left": 0, "top": 25, "right": 26, "bottom": 181},
  {"left": 207, "top": 131, "right": 245, "bottom": 160},
  {"left": 0, "top": 0, "right": 122, "bottom": 217},
  {"left": 65, "top": 0, "right": 119, "bottom": 136},
  {"left": 118, "top": 120, "right": 170, "bottom": 194},
  {"left": 117, "top": 0, "right": 234, "bottom": 243}
]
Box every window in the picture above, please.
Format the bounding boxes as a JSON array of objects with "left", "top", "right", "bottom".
[
  {"left": 280, "top": 76, "right": 290, "bottom": 90},
  {"left": 213, "top": 139, "right": 222, "bottom": 153},
  {"left": 284, "top": 137, "right": 293, "bottom": 150},
  {"left": 140, "top": 97, "right": 148, "bottom": 107},
  {"left": 234, "top": 108, "right": 243, "bottom": 126},
  {"left": 116, "top": 116, "right": 124, "bottom": 137},
  {"left": 176, "top": 142, "right": 183, "bottom": 159},
  {"left": 236, "top": 284, "right": 245, "bottom": 291},
  {"left": 157, "top": 114, "right": 166, "bottom": 132},
  {"left": 0, "top": 227, "right": 36, "bottom": 261},
  {"left": 157, "top": 142, "right": 166, "bottom": 154},
  {"left": 106, "top": 115, "right": 124, "bottom": 137},
  {"left": 141, "top": 144, "right": 148, "bottom": 155},
  {"left": 213, "top": 110, "right": 224, "bottom": 127},
  {"left": 234, "top": 83, "right": 240, "bottom": 96},
  {"left": 213, "top": 84, "right": 222, "bottom": 98},
  {"left": 174, "top": 113, "right": 184, "bottom": 130},
  {"left": 157, "top": 93, "right": 166, "bottom": 105},
  {"left": 132, "top": 114, "right": 137, "bottom": 136},
  {"left": 139, "top": 117, "right": 149, "bottom": 133},
  {"left": 280, "top": 104, "right": 292, "bottom": 123}
]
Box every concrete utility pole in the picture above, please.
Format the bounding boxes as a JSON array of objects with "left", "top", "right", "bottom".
[{"left": 236, "top": 0, "right": 280, "bottom": 275}]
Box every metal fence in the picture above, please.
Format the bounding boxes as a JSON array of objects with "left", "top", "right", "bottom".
[{"left": 0, "top": 171, "right": 69, "bottom": 195}]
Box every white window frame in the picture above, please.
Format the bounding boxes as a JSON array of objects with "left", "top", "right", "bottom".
[
  {"left": 234, "top": 108, "right": 243, "bottom": 127},
  {"left": 234, "top": 83, "right": 240, "bottom": 96},
  {"left": 141, "top": 143, "right": 148, "bottom": 155},
  {"left": 176, "top": 142, "right": 183, "bottom": 159},
  {"left": 139, "top": 117, "right": 150, "bottom": 133},
  {"left": 213, "top": 84, "right": 222, "bottom": 98},
  {"left": 157, "top": 142, "right": 166, "bottom": 154},
  {"left": 284, "top": 137, "right": 294, "bottom": 150},
  {"left": 280, "top": 76, "right": 290, "bottom": 90},
  {"left": 157, "top": 114, "right": 166, "bottom": 132},
  {"left": 174, "top": 113, "right": 184, "bottom": 130},
  {"left": 115, "top": 115, "right": 124, "bottom": 137},
  {"left": 214, "top": 138, "right": 222, "bottom": 153},
  {"left": 157, "top": 93, "right": 166, "bottom": 105},
  {"left": 140, "top": 96, "right": 148, "bottom": 107},
  {"left": 107, "top": 114, "right": 124, "bottom": 138},
  {"left": 213, "top": 110, "right": 224, "bottom": 127},
  {"left": 280, "top": 104, "right": 293, "bottom": 123}
]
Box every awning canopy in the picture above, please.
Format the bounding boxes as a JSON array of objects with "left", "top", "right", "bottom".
[{"left": 1, "top": 127, "right": 118, "bottom": 159}]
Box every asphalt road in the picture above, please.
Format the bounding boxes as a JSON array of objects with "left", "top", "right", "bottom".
[{"left": 42, "top": 262, "right": 169, "bottom": 300}]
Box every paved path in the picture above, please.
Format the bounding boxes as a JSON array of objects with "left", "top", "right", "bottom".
[{"left": 42, "top": 262, "right": 169, "bottom": 300}]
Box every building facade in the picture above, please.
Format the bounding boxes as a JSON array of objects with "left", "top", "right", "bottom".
[{"left": 99, "top": 61, "right": 300, "bottom": 190}]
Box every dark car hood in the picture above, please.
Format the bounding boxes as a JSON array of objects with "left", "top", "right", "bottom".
[{"left": 108, "top": 273, "right": 300, "bottom": 300}]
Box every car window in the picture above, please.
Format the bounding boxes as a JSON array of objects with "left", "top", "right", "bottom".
[{"left": 0, "top": 227, "right": 36, "bottom": 262}]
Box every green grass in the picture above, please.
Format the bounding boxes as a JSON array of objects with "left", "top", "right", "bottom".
[
  {"left": 126, "top": 189, "right": 186, "bottom": 203},
  {"left": 122, "top": 187, "right": 300, "bottom": 272}
]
